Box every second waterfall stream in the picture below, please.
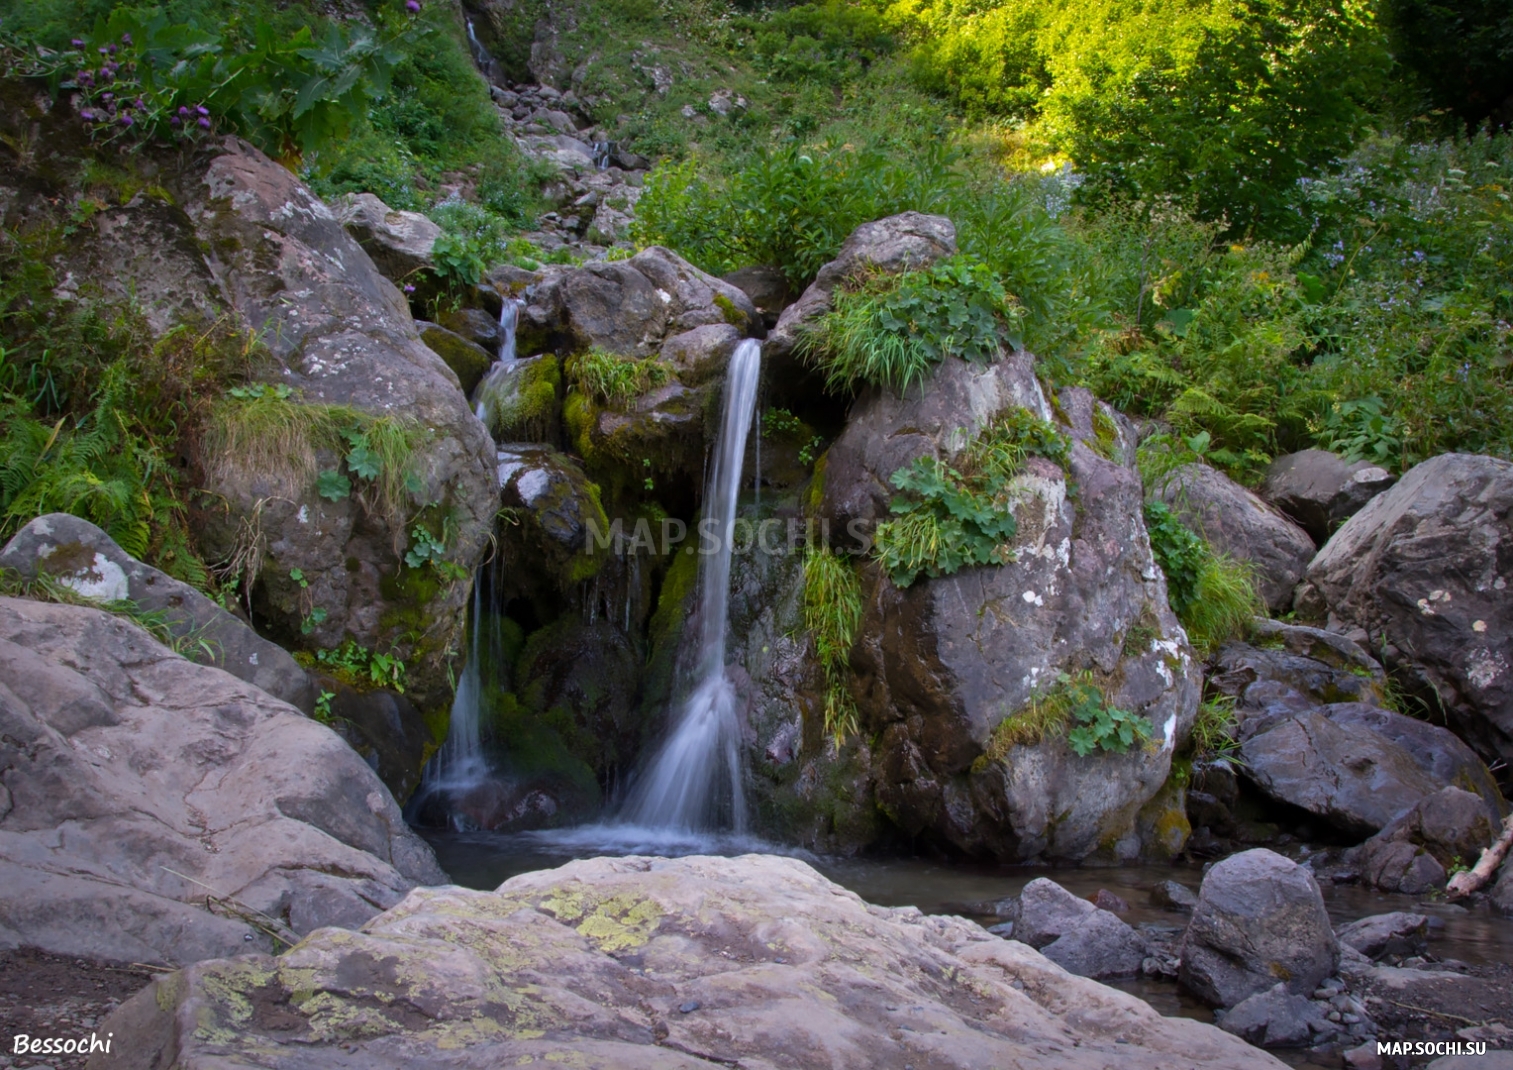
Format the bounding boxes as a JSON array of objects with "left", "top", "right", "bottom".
[{"left": 619, "top": 337, "right": 762, "bottom": 833}]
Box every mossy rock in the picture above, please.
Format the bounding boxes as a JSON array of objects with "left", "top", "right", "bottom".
[
  {"left": 419, "top": 322, "right": 492, "bottom": 395},
  {"left": 476, "top": 354, "right": 561, "bottom": 442},
  {"left": 497, "top": 445, "right": 612, "bottom": 594}
]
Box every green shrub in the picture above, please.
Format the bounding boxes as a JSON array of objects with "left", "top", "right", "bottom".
[
  {"left": 732, "top": 1, "right": 895, "bottom": 85},
  {"left": 798, "top": 255, "right": 1020, "bottom": 394},
  {"left": 979, "top": 670, "right": 1152, "bottom": 762},
  {"left": 802, "top": 546, "right": 863, "bottom": 746}
]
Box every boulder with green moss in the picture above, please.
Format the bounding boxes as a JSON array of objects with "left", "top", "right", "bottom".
[
  {"left": 92, "top": 854, "right": 1285, "bottom": 1070},
  {"left": 475, "top": 354, "right": 561, "bottom": 442},
  {"left": 497, "top": 444, "right": 611, "bottom": 590},
  {"left": 417, "top": 321, "right": 493, "bottom": 396}
]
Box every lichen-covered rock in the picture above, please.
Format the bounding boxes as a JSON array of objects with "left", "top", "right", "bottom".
[
  {"left": 0, "top": 596, "right": 442, "bottom": 967},
  {"left": 0, "top": 513, "right": 312, "bottom": 711},
  {"left": 1263, "top": 448, "right": 1396, "bottom": 545},
  {"left": 183, "top": 140, "right": 497, "bottom": 709},
  {"left": 336, "top": 191, "right": 440, "bottom": 284},
  {"left": 1208, "top": 619, "right": 1388, "bottom": 724},
  {"left": 1179, "top": 848, "right": 1339, "bottom": 1008},
  {"left": 1306, "top": 453, "right": 1513, "bottom": 767},
  {"left": 822, "top": 358, "right": 1199, "bottom": 861},
  {"left": 1156, "top": 462, "right": 1316, "bottom": 612},
  {"left": 91, "top": 854, "right": 1284, "bottom": 1070}
]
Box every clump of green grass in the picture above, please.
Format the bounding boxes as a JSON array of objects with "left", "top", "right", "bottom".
[
  {"left": 803, "top": 546, "right": 864, "bottom": 747},
  {"left": 1143, "top": 498, "right": 1262, "bottom": 654},
  {"left": 1189, "top": 694, "right": 1242, "bottom": 762},
  {"left": 567, "top": 349, "right": 674, "bottom": 408},
  {"left": 977, "top": 669, "right": 1154, "bottom": 764}
]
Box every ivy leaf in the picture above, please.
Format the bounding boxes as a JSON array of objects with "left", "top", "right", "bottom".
[{"left": 317, "top": 469, "right": 351, "bottom": 501}]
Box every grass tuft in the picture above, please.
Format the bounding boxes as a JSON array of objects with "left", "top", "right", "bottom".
[
  {"left": 802, "top": 546, "right": 864, "bottom": 747},
  {"left": 568, "top": 349, "right": 674, "bottom": 409}
]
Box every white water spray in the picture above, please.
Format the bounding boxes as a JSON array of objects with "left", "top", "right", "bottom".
[
  {"left": 418, "top": 579, "right": 493, "bottom": 820},
  {"left": 474, "top": 297, "right": 522, "bottom": 424},
  {"left": 620, "top": 339, "right": 761, "bottom": 832}
]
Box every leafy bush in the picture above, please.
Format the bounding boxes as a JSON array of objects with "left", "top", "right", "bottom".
[
  {"left": 798, "top": 255, "right": 1019, "bottom": 393},
  {"left": 978, "top": 670, "right": 1152, "bottom": 762},
  {"left": 303, "top": 639, "right": 408, "bottom": 693},
  {"left": 732, "top": 1, "right": 895, "bottom": 85},
  {"left": 802, "top": 546, "right": 863, "bottom": 746},
  {"left": 1064, "top": 677, "right": 1153, "bottom": 756},
  {"left": 1143, "top": 499, "right": 1262, "bottom": 652},
  {"left": 874, "top": 409, "right": 1067, "bottom": 587}
]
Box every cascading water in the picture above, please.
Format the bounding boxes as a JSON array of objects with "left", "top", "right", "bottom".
[
  {"left": 473, "top": 297, "right": 522, "bottom": 425},
  {"left": 619, "top": 338, "right": 762, "bottom": 832}
]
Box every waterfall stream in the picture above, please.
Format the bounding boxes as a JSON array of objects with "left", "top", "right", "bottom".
[{"left": 619, "top": 338, "right": 762, "bottom": 832}]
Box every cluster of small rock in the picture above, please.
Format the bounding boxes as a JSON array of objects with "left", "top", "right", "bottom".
[
  {"left": 985, "top": 848, "right": 1508, "bottom": 1061},
  {"left": 488, "top": 82, "right": 650, "bottom": 251}
]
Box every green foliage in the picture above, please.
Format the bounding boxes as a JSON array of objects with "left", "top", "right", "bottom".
[
  {"left": 1189, "top": 694, "right": 1242, "bottom": 762},
  {"left": 1063, "top": 676, "right": 1153, "bottom": 756},
  {"left": 732, "top": 1, "right": 895, "bottom": 85},
  {"left": 404, "top": 519, "right": 468, "bottom": 581},
  {"left": 1380, "top": 0, "right": 1513, "bottom": 131},
  {"left": 306, "top": 639, "right": 408, "bottom": 694},
  {"left": 874, "top": 408, "right": 1068, "bottom": 586},
  {"left": 4, "top": 5, "right": 423, "bottom": 162},
  {"left": 799, "top": 255, "right": 1020, "bottom": 394},
  {"left": 1143, "top": 499, "right": 1263, "bottom": 652},
  {"left": 568, "top": 349, "right": 674, "bottom": 408},
  {"left": 427, "top": 199, "right": 514, "bottom": 288},
  {"left": 802, "top": 546, "right": 863, "bottom": 746}
]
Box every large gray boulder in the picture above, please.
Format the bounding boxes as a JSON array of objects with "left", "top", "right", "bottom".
[
  {"left": 1359, "top": 786, "right": 1499, "bottom": 893},
  {"left": 1156, "top": 463, "right": 1316, "bottom": 611},
  {"left": 336, "top": 192, "right": 441, "bottom": 284},
  {"left": 1012, "top": 879, "right": 1149, "bottom": 979},
  {"left": 1239, "top": 710, "right": 1433, "bottom": 835},
  {"left": 1263, "top": 448, "right": 1395, "bottom": 545},
  {"left": 766, "top": 211, "right": 958, "bottom": 360},
  {"left": 89, "top": 854, "right": 1283, "bottom": 1070},
  {"left": 526, "top": 245, "right": 760, "bottom": 355},
  {"left": 1179, "top": 848, "right": 1339, "bottom": 1008},
  {"left": 824, "top": 357, "right": 1199, "bottom": 861},
  {"left": 1307, "top": 453, "right": 1513, "bottom": 767},
  {"left": 1219, "top": 982, "right": 1330, "bottom": 1048},
  {"left": 0, "top": 596, "right": 443, "bottom": 967},
  {"left": 0, "top": 514, "right": 312, "bottom": 712},
  {"left": 183, "top": 140, "right": 497, "bottom": 710}
]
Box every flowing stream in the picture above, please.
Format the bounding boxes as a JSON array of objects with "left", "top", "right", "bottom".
[{"left": 618, "top": 338, "right": 762, "bottom": 832}]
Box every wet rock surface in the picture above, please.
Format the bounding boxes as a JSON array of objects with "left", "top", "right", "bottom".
[
  {"left": 0, "top": 596, "right": 443, "bottom": 968},
  {"left": 91, "top": 854, "right": 1284, "bottom": 1070}
]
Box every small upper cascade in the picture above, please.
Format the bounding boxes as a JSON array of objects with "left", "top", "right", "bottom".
[
  {"left": 620, "top": 338, "right": 763, "bottom": 832},
  {"left": 412, "top": 575, "right": 496, "bottom": 826}
]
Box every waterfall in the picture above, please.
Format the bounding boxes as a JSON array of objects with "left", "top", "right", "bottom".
[
  {"left": 474, "top": 297, "right": 522, "bottom": 425},
  {"left": 620, "top": 339, "right": 762, "bottom": 832},
  {"left": 412, "top": 575, "right": 495, "bottom": 825}
]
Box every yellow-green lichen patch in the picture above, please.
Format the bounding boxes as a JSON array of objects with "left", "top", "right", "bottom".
[{"left": 574, "top": 893, "right": 664, "bottom": 953}]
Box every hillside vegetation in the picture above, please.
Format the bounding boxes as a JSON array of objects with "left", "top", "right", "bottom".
[{"left": 0, "top": 0, "right": 1509, "bottom": 589}]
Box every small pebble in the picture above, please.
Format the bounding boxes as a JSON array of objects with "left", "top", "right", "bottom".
[{"left": 677, "top": 1000, "right": 701, "bottom": 1014}]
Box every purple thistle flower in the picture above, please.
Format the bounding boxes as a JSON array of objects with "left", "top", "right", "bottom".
[
  {"left": 107, "top": 43, "right": 117, "bottom": 55},
  {"left": 121, "top": 33, "right": 132, "bottom": 45},
  {"left": 98, "top": 46, "right": 109, "bottom": 54},
  {"left": 119, "top": 114, "right": 133, "bottom": 126},
  {"left": 403, "top": 284, "right": 417, "bottom": 293},
  {"left": 100, "top": 91, "right": 114, "bottom": 101},
  {"left": 196, "top": 105, "right": 209, "bottom": 116},
  {"left": 80, "top": 109, "right": 96, "bottom": 121},
  {"left": 406, "top": 0, "right": 421, "bottom": 11},
  {"left": 198, "top": 116, "right": 212, "bottom": 129},
  {"left": 170, "top": 116, "right": 181, "bottom": 126},
  {"left": 134, "top": 97, "right": 145, "bottom": 109},
  {"left": 178, "top": 105, "right": 190, "bottom": 116},
  {"left": 71, "top": 39, "right": 85, "bottom": 48}
]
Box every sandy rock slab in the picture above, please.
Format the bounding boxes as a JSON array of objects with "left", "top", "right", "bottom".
[{"left": 92, "top": 854, "right": 1284, "bottom": 1070}]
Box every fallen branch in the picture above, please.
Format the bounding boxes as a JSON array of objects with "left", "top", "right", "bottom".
[{"left": 1446, "top": 812, "right": 1513, "bottom": 899}]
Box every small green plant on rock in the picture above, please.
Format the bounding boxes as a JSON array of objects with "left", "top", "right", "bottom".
[
  {"left": 802, "top": 546, "right": 863, "bottom": 746},
  {"left": 1143, "top": 499, "right": 1262, "bottom": 653},
  {"left": 798, "top": 255, "right": 1021, "bottom": 395},
  {"left": 302, "top": 640, "right": 408, "bottom": 694},
  {"left": 873, "top": 408, "right": 1068, "bottom": 587},
  {"left": 1062, "top": 676, "right": 1153, "bottom": 756},
  {"left": 568, "top": 349, "right": 674, "bottom": 408}
]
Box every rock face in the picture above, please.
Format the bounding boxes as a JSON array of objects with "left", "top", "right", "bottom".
[
  {"left": 0, "top": 596, "right": 443, "bottom": 967},
  {"left": 92, "top": 854, "right": 1283, "bottom": 1070},
  {"left": 1209, "top": 620, "right": 1388, "bottom": 721},
  {"left": 527, "top": 246, "right": 759, "bottom": 356},
  {"left": 1263, "top": 449, "right": 1396, "bottom": 545},
  {"left": 821, "top": 356, "right": 1199, "bottom": 861},
  {"left": 0, "top": 514, "right": 312, "bottom": 711},
  {"left": 1156, "top": 463, "right": 1316, "bottom": 611},
  {"left": 183, "top": 140, "right": 497, "bottom": 709},
  {"left": 766, "top": 211, "right": 958, "bottom": 360},
  {"left": 1307, "top": 453, "right": 1513, "bottom": 766},
  {"left": 1359, "top": 786, "right": 1498, "bottom": 893},
  {"left": 1179, "top": 848, "right": 1340, "bottom": 1008},
  {"left": 337, "top": 192, "right": 441, "bottom": 284}
]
